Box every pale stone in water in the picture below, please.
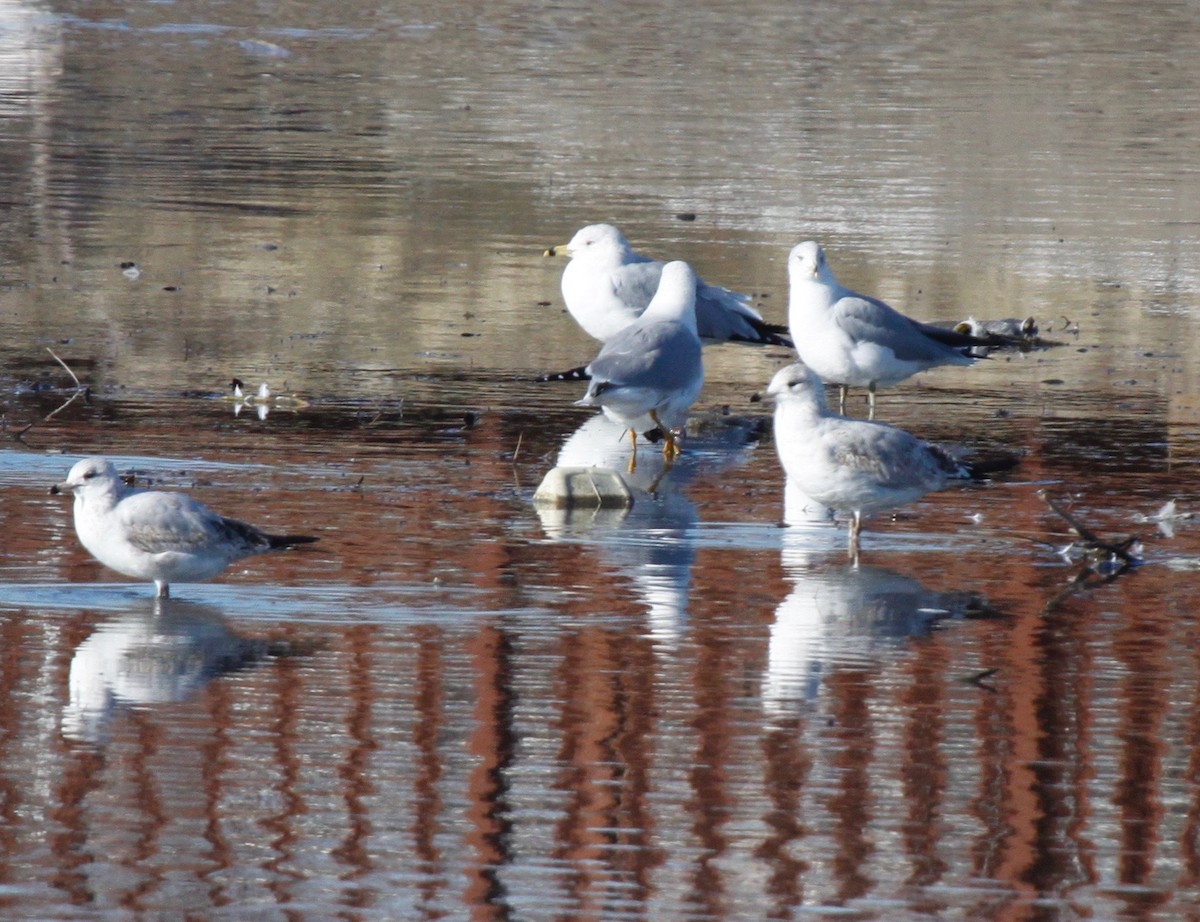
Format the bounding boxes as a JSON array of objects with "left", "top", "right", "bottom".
[{"left": 532, "top": 467, "right": 634, "bottom": 509}]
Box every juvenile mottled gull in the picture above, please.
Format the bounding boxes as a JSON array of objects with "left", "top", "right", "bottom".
[
  {"left": 52, "top": 457, "right": 317, "bottom": 598},
  {"left": 769, "top": 362, "right": 978, "bottom": 556},
  {"left": 576, "top": 260, "right": 704, "bottom": 463},
  {"left": 547, "top": 223, "right": 790, "bottom": 346},
  {"left": 786, "top": 241, "right": 984, "bottom": 418}
]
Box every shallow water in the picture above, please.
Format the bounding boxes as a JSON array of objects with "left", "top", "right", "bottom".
[{"left": 2, "top": 0, "right": 1200, "bottom": 919}]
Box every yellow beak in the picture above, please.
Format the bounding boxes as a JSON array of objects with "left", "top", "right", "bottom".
[{"left": 542, "top": 243, "right": 570, "bottom": 257}]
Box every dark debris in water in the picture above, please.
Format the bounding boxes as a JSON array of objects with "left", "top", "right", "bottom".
[{"left": 1039, "top": 491, "right": 1143, "bottom": 610}]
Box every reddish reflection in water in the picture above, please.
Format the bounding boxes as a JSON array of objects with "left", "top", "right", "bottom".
[{"left": 0, "top": 379, "right": 1198, "bottom": 920}]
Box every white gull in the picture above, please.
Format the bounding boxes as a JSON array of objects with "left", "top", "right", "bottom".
[
  {"left": 769, "top": 362, "right": 978, "bottom": 556},
  {"left": 548, "top": 223, "right": 790, "bottom": 346},
  {"left": 786, "top": 241, "right": 982, "bottom": 418},
  {"left": 52, "top": 457, "right": 317, "bottom": 598}
]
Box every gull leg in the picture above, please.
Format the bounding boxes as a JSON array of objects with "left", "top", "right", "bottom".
[
  {"left": 650, "top": 410, "right": 680, "bottom": 461},
  {"left": 848, "top": 511, "right": 862, "bottom": 564},
  {"left": 627, "top": 428, "right": 638, "bottom": 474},
  {"left": 838, "top": 385, "right": 848, "bottom": 415},
  {"left": 867, "top": 383, "right": 877, "bottom": 421},
  {"left": 155, "top": 580, "right": 170, "bottom": 599}
]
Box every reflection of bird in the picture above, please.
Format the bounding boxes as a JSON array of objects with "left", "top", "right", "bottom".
[
  {"left": 576, "top": 261, "right": 705, "bottom": 463},
  {"left": 786, "top": 241, "right": 982, "bottom": 418},
  {"left": 764, "top": 559, "right": 996, "bottom": 711},
  {"left": 546, "top": 223, "right": 790, "bottom": 346},
  {"left": 62, "top": 599, "right": 318, "bottom": 745},
  {"left": 769, "top": 363, "right": 979, "bottom": 556},
  {"left": 52, "top": 457, "right": 318, "bottom": 598},
  {"left": 540, "top": 412, "right": 762, "bottom": 645}
]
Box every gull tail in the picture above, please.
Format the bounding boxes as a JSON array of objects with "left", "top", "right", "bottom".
[{"left": 535, "top": 364, "right": 591, "bottom": 382}]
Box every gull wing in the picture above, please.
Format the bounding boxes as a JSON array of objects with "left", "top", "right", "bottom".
[
  {"left": 586, "top": 322, "right": 702, "bottom": 394},
  {"left": 119, "top": 491, "right": 268, "bottom": 557},
  {"left": 609, "top": 256, "right": 666, "bottom": 313},
  {"left": 829, "top": 421, "right": 965, "bottom": 489},
  {"left": 695, "top": 281, "right": 790, "bottom": 345},
  {"left": 832, "top": 292, "right": 971, "bottom": 364}
]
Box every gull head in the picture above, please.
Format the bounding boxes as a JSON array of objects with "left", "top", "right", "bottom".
[
  {"left": 643, "top": 260, "right": 699, "bottom": 326},
  {"left": 561, "top": 223, "right": 633, "bottom": 262},
  {"left": 787, "top": 241, "right": 830, "bottom": 284},
  {"left": 51, "top": 457, "right": 121, "bottom": 497},
  {"left": 767, "top": 362, "right": 826, "bottom": 406}
]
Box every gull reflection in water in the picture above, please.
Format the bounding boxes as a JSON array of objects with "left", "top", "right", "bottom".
[
  {"left": 537, "top": 413, "right": 760, "bottom": 644},
  {"left": 764, "top": 517, "right": 999, "bottom": 714},
  {"left": 62, "top": 598, "right": 319, "bottom": 745}
]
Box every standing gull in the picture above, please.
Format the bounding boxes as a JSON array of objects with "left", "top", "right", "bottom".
[
  {"left": 576, "top": 260, "right": 704, "bottom": 465},
  {"left": 51, "top": 457, "right": 317, "bottom": 598},
  {"left": 786, "top": 241, "right": 984, "bottom": 418},
  {"left": 547, "top": 223, "right": 790, "bottom": 347},
  {"left": 769, "top": 362, "right": 984, "bottom": 557}
]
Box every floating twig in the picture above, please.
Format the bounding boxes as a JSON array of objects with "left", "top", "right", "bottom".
[
  {"left": 1039, "top": 491, "right": 1140, "bottom": 567},
  {"left": 1039, "top": 491, "right": 1141, "bottom": 610},
  {"left": 964, "top": 667, "right": 1000, "bottom": 691},
  {"left": 11, "top": 348, "right": 89, "bottom": 444},
  {"left": 46, "top": 347, "right": 81, "bottom": 388}
]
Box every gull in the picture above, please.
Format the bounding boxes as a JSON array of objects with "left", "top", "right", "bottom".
[
  {"left": 954, "top": 315, "right": 1038, "bottom": 340},
  {"left": 51, "top": 457, "right": 318, "bottom": 598},
  {"left": 546, "top": 223, "right": 790, "bottom": 347},
  {"left": 227, "top": 379, "right": 311, "bottom": 419},
  {"left": 768, "top": 362, "right": 986, "bottom": 557},
  {"left": 786, "top": 241, "right": 985, "bottom": 418},
  {"left": 232, "top": 379, "right": 272, "bottom": 402},
  {"left": 576, "top": 260, "right": 704, "bottom": 465}
]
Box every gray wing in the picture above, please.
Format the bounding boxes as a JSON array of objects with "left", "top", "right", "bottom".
[
  {"left": 614, "top": 257, "right": 788, "bottom": 346},
  {"left": 831, "top": 421, "right": 966, "bottom": 489},
  {"left": 833, "top": 293, "right": 970, "bottom": 363},
  {"left": 120, "top": 491, "right": 269, "bottom": 556},
  {"left": 586, "top": 322, "right": 702, "bottom": 393},
  {"left": 610, "top": 256, "right": 666, "bottom": 312},
  {"left": 694, "top": 282, "right": 791, "bottom": 345}
]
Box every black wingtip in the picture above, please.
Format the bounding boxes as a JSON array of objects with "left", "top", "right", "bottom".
[
  {"left": 269, "top": 534, "right": 320, "bottom": 549},
  {"left": 535, "top": 364, "right": 592, "bottom": 382},
  {"left": 728, "top": 318, "right": 793, "bottom": 348},
  {"left": 965, "top": 455, "right": 1021, "bottom": 481},
  {"left": 738, "top": 331, "right": 793, "bottom": 348}
]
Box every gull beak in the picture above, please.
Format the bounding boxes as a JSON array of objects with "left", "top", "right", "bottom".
[
  {"left": 49, "top": 479, "right": 73, "bottom": 496},
  {"left": 542, "top": 243, "right": 570, "bottom": 258}
]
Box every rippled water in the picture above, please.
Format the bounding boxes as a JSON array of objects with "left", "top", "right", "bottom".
[{"left": 2, "top": 0, "right": 1200, "bottom": 919}]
